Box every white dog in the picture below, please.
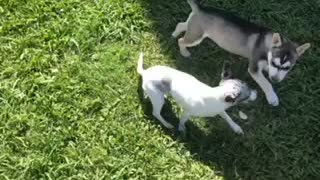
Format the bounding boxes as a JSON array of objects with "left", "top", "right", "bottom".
[{"left": 137, "top": 52, "right": 257, "bottom": 134}]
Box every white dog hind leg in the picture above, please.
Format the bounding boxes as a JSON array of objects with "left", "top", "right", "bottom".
[
  {"left": 178, "top": 111, "right": 191, "bottom": 132},
  {"left": 219, "top": 111, "right": 244, "bottom": 134},
  {"left": 146, "top": 87, "right": 174, "bottom": 129}
]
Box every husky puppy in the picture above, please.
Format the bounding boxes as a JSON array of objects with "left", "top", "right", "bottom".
[
  {"left": 138, "top": 52, "right": 257, "bottom": 134},
  {"left": 172, "top": 0, "right": 311, "bottom": 106}
]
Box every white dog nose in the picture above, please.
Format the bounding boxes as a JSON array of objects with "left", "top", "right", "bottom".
[{"left": 249, "top": 90, "right": 257, "bottom": 101}]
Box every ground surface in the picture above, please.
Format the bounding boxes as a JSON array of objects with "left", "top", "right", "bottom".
[{"left": 0, "top": 0, "right": 319, "bottom": 179}]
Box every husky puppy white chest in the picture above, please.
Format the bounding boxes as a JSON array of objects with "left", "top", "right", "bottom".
[
  {"left": 172, "top": 0, "right": 311, "bottom": 106},
  {"left": 138, "top": 52, "right": 257, "bottom": 134}
]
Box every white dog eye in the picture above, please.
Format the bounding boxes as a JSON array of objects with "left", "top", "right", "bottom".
[{"left": 281, "top": 66, "right": 290, "bottom": 71}]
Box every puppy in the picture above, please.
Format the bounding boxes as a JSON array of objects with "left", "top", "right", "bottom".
[
  {"left": 172, "top": 0, "right": 311, "bottom": 106},
  {"left": 137, "top": 52, "right": 257, "bottom": 134}
]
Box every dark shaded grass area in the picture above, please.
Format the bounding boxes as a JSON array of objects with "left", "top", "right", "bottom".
[{"left": 140, "top": 0, "right": 320, "bottom": 179}]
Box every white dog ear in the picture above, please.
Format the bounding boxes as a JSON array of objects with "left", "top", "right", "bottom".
[
  {"left": 221, "top": 62, "right": 232, "bottom": 79},
  {"left": 296, "top": 43, "right": 311, "bottom": 57},
  {"left": 272, "top": 33, "right": 282, "bottom": 47}
]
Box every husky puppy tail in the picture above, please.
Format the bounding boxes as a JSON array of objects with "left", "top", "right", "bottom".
[
  {"left": 137, "top": 52, "right": 144, "bottom": 75},
  {"left": 187, "top": 0, "right": 200, "bottom": 12}
]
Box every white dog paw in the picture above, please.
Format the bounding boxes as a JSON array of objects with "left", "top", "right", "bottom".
[
  {"left": 178, "top": 123, "right": 186, "bottom": 132},
  {"left": 232, "top": 125, "right": 244, "bottom": 134},
  {"left": 266, "top": 91, "right": 279, "bottom": 106}
]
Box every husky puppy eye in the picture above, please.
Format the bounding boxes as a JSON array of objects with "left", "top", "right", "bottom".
[{"left": 281, "top": 66, "right": 290, "bottom": 71}]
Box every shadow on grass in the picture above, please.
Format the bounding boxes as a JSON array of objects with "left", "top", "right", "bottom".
[{"left": 138, "top": 0, "right": 319, "bottom": 179}]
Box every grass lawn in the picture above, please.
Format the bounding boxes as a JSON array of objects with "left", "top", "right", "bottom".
[{"left": 0, "top": 0, "right": 320, "bottom": 179}]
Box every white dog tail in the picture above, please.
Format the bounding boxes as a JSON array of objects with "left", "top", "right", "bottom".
[
  {"left": 137, "top": 52, "right": 144, "bottom": 75},
  {"left": 187, "top": 0, "right": 200, "bottom": 12}
]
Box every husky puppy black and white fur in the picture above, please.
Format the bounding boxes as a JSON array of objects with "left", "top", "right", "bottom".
[
  {"left": 138, "top": 52, "right": 257, "bottom": 134},
  {"left": 172, "top": 0, "right": 311, "bottom": 106}
]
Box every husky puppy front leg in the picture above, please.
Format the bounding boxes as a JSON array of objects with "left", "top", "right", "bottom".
[
  {"left": 219, "top": 111, "right": 244, "bottom": 134},
  {"left": 248, "top": 61, "right": 279, "bottom": 106}
]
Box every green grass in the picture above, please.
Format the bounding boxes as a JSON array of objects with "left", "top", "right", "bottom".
[{"left": 0, "top": 0, "right": 319, "bottom": 179}]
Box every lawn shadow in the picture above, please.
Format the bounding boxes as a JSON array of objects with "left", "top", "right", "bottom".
[{"left": 138, "top": 0, "right": 319, "bottom": 179}]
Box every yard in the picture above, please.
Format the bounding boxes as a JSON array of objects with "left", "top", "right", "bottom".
[{"left": 0, "top": 0, "right": 319, "bottom": 179}]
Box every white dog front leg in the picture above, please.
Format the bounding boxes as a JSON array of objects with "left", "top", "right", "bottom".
[
  {"left": 178, "top": 112, "right": 191, "bottom": 132},
  {"left": 219, "top": 111, "right": 244, "bottom": 134}
]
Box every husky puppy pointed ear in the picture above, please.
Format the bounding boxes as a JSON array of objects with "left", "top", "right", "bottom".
[
  {"left": 221, "top": 62, "right": 233, "bottom": 80},
  {"left": 272, "top": 33, "right": 282, "bottom": 47},
  {"left": 296, "top": 43, "right": 311, "bottom": 57}
]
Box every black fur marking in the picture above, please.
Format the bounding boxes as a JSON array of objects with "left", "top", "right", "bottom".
[
  {"left": 222, "top": 62, "right": 233, "bottom": 79},
  {"left": 223, "top": 72, "right": 229, "bottom": 78},
  {"left": 161, "top": 78, "right": 171, "bottom": 90},
  {"left": 199, "top": 5, "right": 270, "bottom": 35},
  {"left": 254, "top": 32, "right": 267, "bottom": 50}
]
